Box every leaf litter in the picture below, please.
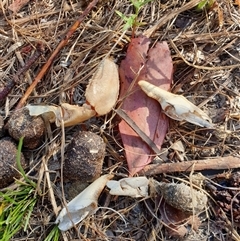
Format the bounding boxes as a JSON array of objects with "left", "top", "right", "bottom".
[
  {"left": 118, "top": 36, "right": 172, "bottom": 175},
  {"left": 0, "top": 0, "right": 240, "bottom": 240}
]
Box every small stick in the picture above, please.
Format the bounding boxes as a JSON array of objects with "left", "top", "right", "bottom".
[
  {"left": 140, "top": 156, "right": 240, "bottom": 175},
  {"left": 15, "top": 0, "right": 99, "bottom": 109},
  {"left": 0, "top": 81, "right": 16, "bottom": 101},
  {"left": 114, "top": 108, "right": 162, "bottom": 155},
  {"left": 14, "top": 43, "right": 44, "bottom": 79},
  {"left": 0, "top": 43, "right": 43, "bottom": 101}
]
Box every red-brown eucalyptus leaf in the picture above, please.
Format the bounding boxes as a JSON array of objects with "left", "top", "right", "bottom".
[
  {"left": 119, "top": 36, "right": 172, "bottom": 175},
  {"left": 8, "top": 0, "right": 30, "bottom": 13}
]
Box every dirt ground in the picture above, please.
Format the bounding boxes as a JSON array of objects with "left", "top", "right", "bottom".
[{"left": 0, "top": 0, "right": 240, "bottom": 240}]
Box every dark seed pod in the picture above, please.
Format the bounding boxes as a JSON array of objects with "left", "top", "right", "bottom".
[
  {"left": 8, "top": 108, "right": 45, "bottom": 149},
  {"left": 0, "top": 137, "right": 26, "bottom": 188},
  {"left": 158, "top": 182, "right": 208, "bottom": 213},
  {"left": 64, "top": 131, "right": 106, "bottom": 182}
]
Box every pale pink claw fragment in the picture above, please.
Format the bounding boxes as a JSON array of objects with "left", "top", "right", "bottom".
[
  {"left": 26, "top": 58, "right": 119, "bottom": 126},
  {"left": 56, "top": 174, "right": 113, "bottom": 231},
  {"left": 85, "top": 58, "right": 119, "bottom": 115},
  {"left": 138, "top": 80, "right": 213, "bottom": 128}
]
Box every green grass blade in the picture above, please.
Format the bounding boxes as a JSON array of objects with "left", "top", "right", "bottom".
[
  {"left": 44, "top": 225, "right": 60, "bottom": 241},
  {"left": 16, "top": 137, "right": 36, "bottom": 188}
]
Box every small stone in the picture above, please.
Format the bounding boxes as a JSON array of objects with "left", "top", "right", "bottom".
[
  {"left": 8, "top": 108, "right": 45, "bottom": 149},
  {"left": 0, "top": 137, "right": 26, "bottom": 188},
  {"left": 63, "top": 131, "right": 106, "bottom": 182}
]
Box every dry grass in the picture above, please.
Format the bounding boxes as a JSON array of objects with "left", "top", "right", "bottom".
[{"left": 0, "top": 0, "right": 240, "bottom": 240}]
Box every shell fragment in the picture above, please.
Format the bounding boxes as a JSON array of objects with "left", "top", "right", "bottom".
[{"left": 138, "top": 80, "right": 213, "bottom": 128}]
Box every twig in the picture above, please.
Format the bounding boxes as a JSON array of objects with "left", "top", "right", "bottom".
[
  {"left": 14, "top": 43, "right": 44, "bottom": 79},
  {"left": 15, "top": 0, "right": 99, "bottom": 110},
  {"left": 114, "top": 108, "right": 162, "bottom": 155},
  {"left": 140, "top": 156, "right": 240, "bottom": 175},
  {"left": 0, "top": 43, "right": 43, "bottom": 101},
  {"left": 0, "top": 81, "right": 15, "bottom": 101},
  {"left": 170, "top": 39, "right": 240, "bottom": 70}
]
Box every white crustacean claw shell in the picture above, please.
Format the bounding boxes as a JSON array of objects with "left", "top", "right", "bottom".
[
  {"left": 26, "top": 103, "right": 96, "bottom": 127},
  {"left": 55, "top": 174, "right": 113, "bottom": 231},
  {"left": 107, "top": 176, "right": 149, "bottom": 198},
  {"left": 26, "top": 58, "right": 119, "bottom": 127},
  {"left": 85, "top": 58, "right": 119, "bottom": 116},
  {"left": 138, "top": 80, "right": 213, "bottom": 128}
]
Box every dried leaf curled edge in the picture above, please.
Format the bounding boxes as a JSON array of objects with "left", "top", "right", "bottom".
[{"left": 138, "top": 80, "right": 213, "bottom": 128}]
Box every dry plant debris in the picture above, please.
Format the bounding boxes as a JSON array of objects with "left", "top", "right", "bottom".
[
  {"left": 118, "top": 37, "right": 172, "bottom": 175},
  {"left": 0, "top": 0, "right": 240, "bottom": 240},
  {"left": 8, "top": 0, "right": 30, "bottom": 14},
  {"left": 206, "top": 171, "right": 240, "bottom": 224},
  {"left": 0, "top": 115, "right": 4, "bottom": 138}
]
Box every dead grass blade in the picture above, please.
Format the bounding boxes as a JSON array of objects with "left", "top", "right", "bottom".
[
  {"left": 170, "top": 39, "right": 240, "bottom": 70},
  {"left": 15, "top": 0, "right": 100, "bottom": 109},
  {"left": 144, "top": 0, "right": 203, "bottom": 37}
]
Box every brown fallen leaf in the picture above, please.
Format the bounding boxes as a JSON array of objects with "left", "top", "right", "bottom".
[
  {"left": 8, "top": 0, "right": 30, "bottom": 14},
  {"left": 138, "top": 80, "right": 213, "bottom": 128},
  {"left": 160, "top": 200, "right": 203, "bottom": 238},
  {"left": 118, "top": 36, "right": 172, "bottom": 175},
  {"left": 159, "top": 200, "right": 189, "bottom": 238}
]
